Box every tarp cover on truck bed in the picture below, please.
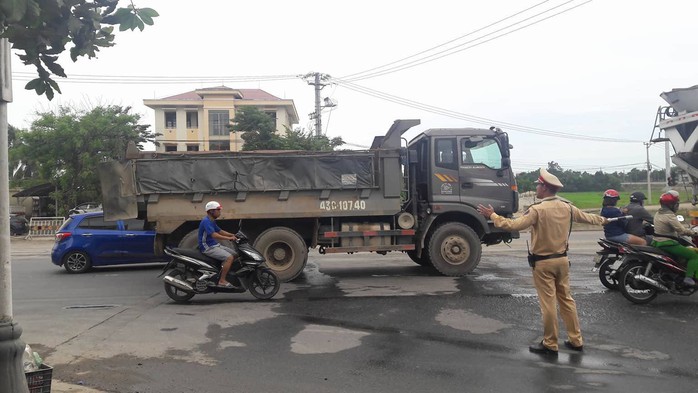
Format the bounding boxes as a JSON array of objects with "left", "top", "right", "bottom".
[{"left": 135, "top": 153, "right": 376, "bottom": 193}]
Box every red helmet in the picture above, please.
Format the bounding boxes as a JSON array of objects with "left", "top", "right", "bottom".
[
  {"left": 603, "top": 189, "right": 620, "bottom": 198},
  {"left": 659, "top": 190, "right": 680, "bottom": 206}
]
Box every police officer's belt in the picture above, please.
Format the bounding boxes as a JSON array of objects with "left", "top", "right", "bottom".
[{"left": 528, "top": 252, "right": 567, "bottom": 262}]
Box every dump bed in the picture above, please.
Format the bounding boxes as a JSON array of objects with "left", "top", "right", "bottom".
[{"left": 100, "top": 120, "right": 421, "bottom": 225}]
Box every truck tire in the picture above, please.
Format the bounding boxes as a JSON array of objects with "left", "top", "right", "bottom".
[
  {"left": 428, "top": 223, "right": 481, "bottom": 276},
  {"left": 254, "top": 227, "right": 308, "bottom": 282}
]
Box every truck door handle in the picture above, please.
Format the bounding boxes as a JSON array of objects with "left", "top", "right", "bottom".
[
  {"left": 124, "top": 233, "right": 135, "bottom": 237},
  {"left": 461, "top": 182, "right": 473, "bottom": 189}
]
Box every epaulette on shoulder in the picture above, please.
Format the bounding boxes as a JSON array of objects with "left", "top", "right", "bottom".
[{"left": 557, "top": 196, "right": 573, "bottom": 204}]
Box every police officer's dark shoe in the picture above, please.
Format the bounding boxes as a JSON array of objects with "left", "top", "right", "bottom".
[
  {"left": 529, "top": 341, "right": 558, "bottom": 356},
  {"left": 563, "top": 340, "right": 583, "bottom": 352}
]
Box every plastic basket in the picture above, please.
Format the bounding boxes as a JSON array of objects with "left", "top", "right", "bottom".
[{"left": 25, "top": 364, "right": 53, "bottom": 393}]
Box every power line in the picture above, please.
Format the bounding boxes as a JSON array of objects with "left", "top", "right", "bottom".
[
  {"left": 339, "top": 0, "right": 554, "bottom": 80},
  {"left": 332, "top": 78, "right": 644, "bottom": 143},
  {"left": 342, "top": 0, "right": 593, "bottom": 82},
  {"left": 11, "top": 72, "right": 299, "bottom": 84}
]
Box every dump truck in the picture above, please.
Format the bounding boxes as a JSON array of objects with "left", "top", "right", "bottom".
[{"left": 99, "top": 119, "right": 519, "bottom": 281}]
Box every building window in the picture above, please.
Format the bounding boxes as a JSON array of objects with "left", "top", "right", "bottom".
[
  {"left": 264, "top": 111, "right": 277, "bottom": 125},
  {"left": 209, "top": 111, "right": 230, "bottom": 136},
  {"left": 209, "top": 141, "right": 230, "bottom": 151},
  {"left": 186, "top": 111, "right": 198, "bottom": 128},
  {"left": 164, "top": 144, "right": 177, "bottom": 152},
  {"left": 165, "top": 111, "right": 176, "bottom": 128},
  {"left": 186, "top": 144, "right": 199, "bottom": 152}
]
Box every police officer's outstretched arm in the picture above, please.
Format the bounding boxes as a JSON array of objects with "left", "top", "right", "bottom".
[
  {"left": 477, "top": 203, "right": 538, "bottom": 231},
  {"left": 571, "top": 204, "right": 606, "bottom": 226}
]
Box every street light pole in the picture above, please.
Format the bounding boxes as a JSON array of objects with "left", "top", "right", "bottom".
[{"left": 0, "top": 38, "right": 31, "bottom": 392}]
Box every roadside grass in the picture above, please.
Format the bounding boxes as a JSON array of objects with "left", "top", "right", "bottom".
[{"left": 559, "top": 188, "right": 693, "bottom": 210}]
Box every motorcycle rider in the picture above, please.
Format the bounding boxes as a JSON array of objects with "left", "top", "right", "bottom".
[
  {"left": 198, "top": 201, "right": 239, "bottom": 288},
  {"left": 600, "top": 189, "right": 646, "bottom": 245},
  {"left": 623, "top": 191, "right": 653, "bottom": 243},
  {"left": 651, "top": 190, "right": 698, "bottom": 287}
]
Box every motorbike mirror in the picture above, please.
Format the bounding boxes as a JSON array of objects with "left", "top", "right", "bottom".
[{"left": 677, "top": 215, "right": 685, "bottom": 222}]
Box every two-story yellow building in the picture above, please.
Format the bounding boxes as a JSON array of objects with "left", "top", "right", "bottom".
[{"left": 144, "top": 86, "right": 298, "bottom": 152}]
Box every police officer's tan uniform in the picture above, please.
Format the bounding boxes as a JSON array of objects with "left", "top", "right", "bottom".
[{"left": 484, "top": 169, "right": 605, "bottom": 352}]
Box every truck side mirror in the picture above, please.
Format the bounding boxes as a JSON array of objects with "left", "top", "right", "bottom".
[{"left": 501, "top": 157, "right": 511, "bottom": 168}]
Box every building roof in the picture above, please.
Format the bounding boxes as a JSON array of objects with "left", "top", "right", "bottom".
[
  {"left": 162, "top": 86, "right": 283, "bottom": 101},
  {"left": 12, "top": 183, "right": 54, "bottom": 197}
]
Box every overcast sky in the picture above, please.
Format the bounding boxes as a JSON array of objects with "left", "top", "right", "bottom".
[{"left": 7, "top": 0, "right": 698, "bottom": 175}]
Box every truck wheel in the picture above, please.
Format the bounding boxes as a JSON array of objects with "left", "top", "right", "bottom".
[
  {"left": 254, "top": 227, "right": 308, "bottom": 282},
  {"left": 428, "top": 223, "right": 481, "bottom": 276}
]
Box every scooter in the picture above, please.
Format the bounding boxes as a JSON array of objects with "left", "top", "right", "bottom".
[
  {"left": 160, "top": 231, "right": 280, "bottom": 303},
  {"left": 591, "top": 215, "right": 634, "bottom": 289}
]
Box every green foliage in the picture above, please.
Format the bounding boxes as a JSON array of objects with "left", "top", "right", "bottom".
[
  {"left": 233, "top": 107, "right": 344, "bottom": 151},
  {"left": 9, "top": 105, "right": 159, "bottom": 214},
  {"left": 232, "top": 106, "right": 280, "bottom": 150},
  {"left": 558, "top": 188, "right": 693, "bottom": 209},
  {"left": 517, "top": 162, "right": 670, "bottom": 193},
  {"left": 277, "top": 127, "right": 344, "bottom": 151},
  {"left": 0, "top": 0, "right": 158, "bottom": 99}
]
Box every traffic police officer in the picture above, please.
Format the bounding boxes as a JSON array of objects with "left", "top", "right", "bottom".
[{"left": 477, "top": 168, "right": 606, "bottom": 356}]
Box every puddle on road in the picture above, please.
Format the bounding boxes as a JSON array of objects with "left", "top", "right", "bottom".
[
  {"left": 436, "top": 308, "right": 511, "bottom": 334},
  {"left": 291, "top": 324, "right": 370, "bottom": 354}
]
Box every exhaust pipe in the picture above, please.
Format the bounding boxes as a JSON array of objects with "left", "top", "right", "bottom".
[
  {"left": 163, "top": 275, "right": 195, "bottom": 292},
  {"left": 633, "top": 274, "right": 669, "bottom": 292}
]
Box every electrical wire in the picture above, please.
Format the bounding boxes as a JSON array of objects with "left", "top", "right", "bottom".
[
  {"left": 11, "top": 72, "right": 299, "bottom": 84},
  {"left": 342, "top": 0, "right": 593, "bottom": 82},
  {"left": 332, "top": 78, "right": 644, "bottom": 143},
  {"left": 339, "top": 0, "right": 553, "bottom": 80}
]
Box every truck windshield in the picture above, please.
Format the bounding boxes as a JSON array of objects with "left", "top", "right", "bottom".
[{"left": 461, "top": 138, "right": 503, "bottom": 169}]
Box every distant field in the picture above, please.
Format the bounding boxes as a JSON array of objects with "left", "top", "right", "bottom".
[{"left": 559, "top": 188, "right": 692, "bottom": 209}]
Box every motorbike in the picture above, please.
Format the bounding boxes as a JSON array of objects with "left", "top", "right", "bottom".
[
  {"left": 616, "top": 234, "right": 698, "bottom": 304},
  {"left": 592, "top": 238, "right": 625, "bottom": 290},
  {"left": 160, "top": 231, "right": 280, "bottom": 303},
  {"left": 591, "top": 215, "right": 635, "bottom": 290}
]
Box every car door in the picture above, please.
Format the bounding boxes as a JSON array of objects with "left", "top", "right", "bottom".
[
  {"left": 75, "top": 215, "right": 122, "bottom": 264},
  {"left": 119, "top": 218, "right": 159, "bottom": 263}
]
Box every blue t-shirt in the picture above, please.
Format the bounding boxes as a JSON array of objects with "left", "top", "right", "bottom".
[
  {"left": 198, "top": 216, "right": 221, "bottom": 252},
  {"left": 601, "top": 206, "right": 625, "bottom": 237}
]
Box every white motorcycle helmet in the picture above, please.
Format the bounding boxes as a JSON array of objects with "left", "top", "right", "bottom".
[{"left": 205, "top": 201, "right": 222, "bottom": 212}]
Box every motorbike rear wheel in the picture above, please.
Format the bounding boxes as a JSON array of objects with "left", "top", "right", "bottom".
[
  {"left": 598, "top": 258, "right": 619, "bottom": 290},
  {"left": 618, "top": 261, "right": 658, "bottom": 304},
  {"left": 164, "top": 269, "right": 196, "bottom": 303},
  {"left": 248, "top": 268, "right": 280, "bottom": 300}
]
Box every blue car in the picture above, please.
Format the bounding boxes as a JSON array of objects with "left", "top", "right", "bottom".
[{"left": 51, "top": 211, "right": 167, "bottom": 273}]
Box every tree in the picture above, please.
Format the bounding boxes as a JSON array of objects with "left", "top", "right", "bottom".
[
  {"left": 0, "top": 0, "right": 158, "bottom": 99},
  {"left": 10, "top": 105, "right": 158, "bottom": 214},
  {"left": 232, "top": 106, "right": 281, "bottom": 151},
  {"left": 232, "top": 106, "right": 345, "bottom": 151},
  {"left": 278, "top": 127, "right": 344, "bottom": 151}
]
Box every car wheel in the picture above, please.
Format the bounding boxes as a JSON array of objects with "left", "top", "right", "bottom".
[{"left": 63, "top": 251, "right": 92, "bottom": 274}]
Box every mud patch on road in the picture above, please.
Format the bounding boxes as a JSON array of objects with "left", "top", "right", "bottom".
[
  {"left": 337, "top": 276, "right": 459, "bottom": 297},
  {"left": 291, "top": 324, "right": 370, "bottom": 354},
  {"left": 436, "top": 308, "right": 511, "bottom": 334}
]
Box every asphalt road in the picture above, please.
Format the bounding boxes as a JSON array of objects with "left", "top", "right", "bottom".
[{"left": 9, "top": 232, "right": 698, "bottom": 393}]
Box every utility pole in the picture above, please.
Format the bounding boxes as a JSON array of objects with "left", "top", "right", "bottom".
[
  {"left": 302, "top": 72, "right": 331, "bottom": 136},
  {"left": 645, "top": 142, "right": 652, "bottom": 202},
  {"left": 0, "top": 38, "right": 31, "bottom": 393}
]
